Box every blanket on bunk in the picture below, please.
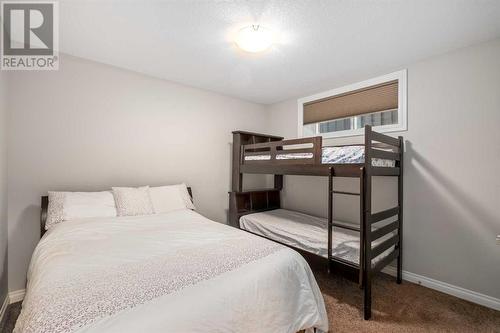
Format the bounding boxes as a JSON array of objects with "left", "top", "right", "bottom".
[
  {"left": 240, "top": 209, "right": 395, "bottom": 265},
  {"left": 246, "top": 145, "right": 395, "bottom": 167}
]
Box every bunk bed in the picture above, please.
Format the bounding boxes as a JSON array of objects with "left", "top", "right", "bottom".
[{"left": 229, "top": 125, "right": 403, "bottom": 320}]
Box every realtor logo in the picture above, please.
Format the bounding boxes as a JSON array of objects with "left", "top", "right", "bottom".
[{"left": 1, "top": 1, "right": 59, "bottom": 70}]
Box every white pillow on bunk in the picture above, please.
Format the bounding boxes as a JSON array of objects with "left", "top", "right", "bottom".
[
  {"left": 46, "top": 191, "right": 117, "bottom": 230},
  {"left": 149, "top": 183, "right": 195, "bottom": 214}
]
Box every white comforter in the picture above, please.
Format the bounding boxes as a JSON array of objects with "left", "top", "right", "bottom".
[{"left": 15, "top": 210, "right": 328, "bottom": 333}]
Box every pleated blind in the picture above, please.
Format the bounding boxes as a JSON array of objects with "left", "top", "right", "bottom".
[{"left": 303, "top": 80, "right": 398, "bottom": 125}]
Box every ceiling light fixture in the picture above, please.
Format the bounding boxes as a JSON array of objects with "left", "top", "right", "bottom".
[{"left": 235, "top": 25, "right": 274, "bottom": 53}]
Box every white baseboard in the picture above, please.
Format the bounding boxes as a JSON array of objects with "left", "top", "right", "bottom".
[
  {"left": 8, "top": 290, "right": 25, "bottom": 304},
  {"left": 382, "top": 266, "right": 500, "bottom": 311},
  {"left": 0, "top": 294, "right": 9, "bottom": 324},
  {"left": 4, "top": 270, "right": 500, "bottom": 314}
]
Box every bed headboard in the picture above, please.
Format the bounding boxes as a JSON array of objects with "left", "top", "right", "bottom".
[{"left": 40, "top": 187, "right": 193, "bottom": 237}]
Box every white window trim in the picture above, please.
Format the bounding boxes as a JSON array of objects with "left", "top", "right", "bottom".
[{"left": 297, "top": 69, "right": 407, "bottom": 139}]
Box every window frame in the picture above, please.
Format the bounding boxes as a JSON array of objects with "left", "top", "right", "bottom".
[{"left": 297, "top": 69, "right": 407, "bottom": 139}]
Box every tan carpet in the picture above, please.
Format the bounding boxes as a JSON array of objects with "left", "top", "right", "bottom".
[
  {"left": 311, "top": 261, "right": 500, "bottom": 333},
  {"left": 2, "top": 265, "right": 499, "bottom": 333}
]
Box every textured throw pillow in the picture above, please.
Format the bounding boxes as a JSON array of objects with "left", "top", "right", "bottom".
[
  {"left": 149, "top": 183, "right": 195, "bottom": 214},
  {"left": 46, "top": 191, "right": 117, "bottom": 230},
  {"left": 112, "top": 186, "right": 155, "bottom": 216}
]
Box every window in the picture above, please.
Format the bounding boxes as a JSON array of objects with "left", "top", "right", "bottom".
[{"left": 298, "top": 70, "right": 407, "bottom": 139}]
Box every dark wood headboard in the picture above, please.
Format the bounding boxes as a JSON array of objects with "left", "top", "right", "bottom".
[{"left": 40, "top": 187, "right": 193, "bottom": 237}]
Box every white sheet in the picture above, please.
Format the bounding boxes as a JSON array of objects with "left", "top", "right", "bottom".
[
  {"left": 15, "top": 210, "right": 328, "bottom": 333},
  {"left": 244, "top": 145, "right": 395, "bottom": 167},
  {"left": 240, "top": 209, "right": 395, "bottom": 266}
]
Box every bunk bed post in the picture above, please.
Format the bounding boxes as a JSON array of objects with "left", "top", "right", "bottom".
[
  {"left": 327, "top": 167, "right": 334, "bottom": 274},
  {"left": 313, "top": 136, "right": 323, "bottom": 165},
  {"left": 363, "top": 125, "right": 373, "bottom": 320},
  {"left": 232, "top": 132, "right": 243, "bottom": 192},
  {"left": 358, "top": 166, "right": 365, "bottom": 287},
  {"left": 397, "top": 135, "right": 404, "bottom": 284}
]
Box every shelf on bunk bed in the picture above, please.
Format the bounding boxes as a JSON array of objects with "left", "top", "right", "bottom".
[
  {"left": 231, "top": 188, "right": 281, "bottom": 194},
  {"left": 229, "top": 189, "right": 281, "bottom": 217},
  {"left": 238, "top": 207, "right": 279, "bottom": 215}
]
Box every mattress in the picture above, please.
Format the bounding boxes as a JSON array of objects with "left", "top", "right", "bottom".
[
  {"left": 240, "top": 209, "right": 396, "bottom": 266},
  {"left": 15, "top": 210, "right": 328, "bottom": 333},
  {"left": 245, "top": 145, "right": 395, "bottom": 167}
]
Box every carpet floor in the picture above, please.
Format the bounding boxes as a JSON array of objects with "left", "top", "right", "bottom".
[
  {"left": 2, "top": 265, "right": 499, "bottom": 333},
  {"left": 312, "top": 266, "right": 500, "bottom": 332}
]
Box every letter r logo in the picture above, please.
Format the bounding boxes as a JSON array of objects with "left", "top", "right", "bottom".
[{"left": 2, "top": 2, "right": 54, "bottom": 56}]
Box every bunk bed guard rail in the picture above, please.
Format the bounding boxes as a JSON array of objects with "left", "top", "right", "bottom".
[{"left": 241, "top": 136, "right": 323, "bottom": 165}]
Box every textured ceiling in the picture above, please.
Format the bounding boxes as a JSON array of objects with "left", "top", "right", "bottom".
[{"left": 59, "top": 0, "right": 500, "bottom": 104}]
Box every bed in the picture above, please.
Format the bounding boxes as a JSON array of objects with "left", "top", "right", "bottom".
[
  {"left": 240, "top": 209, "right": 396, "bottom": 266},
  {"left": 15, "top": 207, "right": 328, "bottom": 332},
  {"left": 229, "top": 125, "right": 404, "bottom": 320}
]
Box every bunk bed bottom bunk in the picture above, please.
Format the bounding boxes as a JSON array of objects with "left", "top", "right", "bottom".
[{"left": 239, "top": 209, "right": 396, "bottom": 267}]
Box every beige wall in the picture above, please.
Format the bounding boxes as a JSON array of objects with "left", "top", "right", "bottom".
[
  {"left": 7, "top": 55, "right": 269, "bottom": 291},
  {"left": 267, "top": 38, "right": 500, "bottom": 299},
  {"left": 5, "top": 40, "right": 500, "bottom": 302},
  {"left": 0, "top": 72, "right": 8, "bottom": 304}
]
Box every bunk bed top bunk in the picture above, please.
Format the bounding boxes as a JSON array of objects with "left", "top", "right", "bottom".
[{"left": 233, "top": 125, "right": 401, "bottom": 177}]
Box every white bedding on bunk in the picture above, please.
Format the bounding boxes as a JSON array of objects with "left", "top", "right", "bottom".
[
  {"left": 240, "top": 209, "right": 395, "bottom": 266},
  {"left": 15, "top": 210, "right": 328, "bottom": 333},
  {"left": 244, "top": 145, "right": 395, "bottom": 167}
]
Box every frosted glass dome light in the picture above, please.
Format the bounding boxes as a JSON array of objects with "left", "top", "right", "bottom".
[{"left": 235, "top": 25, "right": 274, "bottom": 53}]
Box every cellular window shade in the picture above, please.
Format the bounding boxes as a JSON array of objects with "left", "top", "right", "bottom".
[{"left": 303, "top": 80, "right": 398, "bottom": 125}]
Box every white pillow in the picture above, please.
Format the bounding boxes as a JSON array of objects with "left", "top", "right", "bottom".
[
  {"left": 112, "top": 186, "right": 155, "bottom": 217},
  {"left": 150, "top": 183, "right": 195, "bottom": 214},
  {"left": 46, "top": 191, "right": 117, "bottom": 230}
]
